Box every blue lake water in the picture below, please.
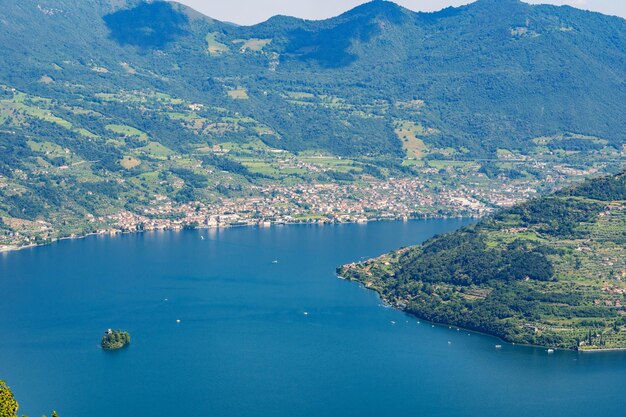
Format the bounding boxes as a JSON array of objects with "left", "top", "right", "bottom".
[{"left": 2, "top": 219, "right": 626, "bottom": 417}]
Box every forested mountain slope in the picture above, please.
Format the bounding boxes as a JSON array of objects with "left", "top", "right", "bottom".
[
  {"left": 2, "top": 0, "right": 625, "bottom": 155},
  {"left": 339, "top": 172, "right": 626, "bottom": 350}
]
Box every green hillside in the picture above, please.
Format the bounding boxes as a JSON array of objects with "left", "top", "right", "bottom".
[
  {"left": 339, "top": 172, "right": 626, "bottom": 350},
  {"left": 3, "top": 0, "right": 626, "bottom": 156},
  {"left": 0, "top": 0, "right": 624, "bottom": 247}
]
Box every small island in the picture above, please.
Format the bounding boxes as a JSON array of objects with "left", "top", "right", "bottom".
[{"left": 101, "top": 329, "right": 131, "bottom": 350}]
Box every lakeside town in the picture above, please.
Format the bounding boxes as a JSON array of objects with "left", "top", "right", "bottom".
[{"left": 0, "top": 176, "right": 542, "bottom": 251}]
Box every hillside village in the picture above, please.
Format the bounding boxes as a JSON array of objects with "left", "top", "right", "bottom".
[{"left": 0, "top": 174, "right": 543, "bottom": 251}]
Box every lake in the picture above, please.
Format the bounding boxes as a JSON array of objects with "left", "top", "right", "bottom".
[{"left": 2, "top": 219, "right": 626, "bottom": 417}]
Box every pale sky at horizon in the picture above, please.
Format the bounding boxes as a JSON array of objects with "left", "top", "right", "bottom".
[{"left": 177, "top": 0, "right": 626, "bottom": 25}]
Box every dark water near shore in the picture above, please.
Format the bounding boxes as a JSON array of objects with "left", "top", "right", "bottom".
[{"left": 2, "top": 220, "right": 626, "bottom": 417}]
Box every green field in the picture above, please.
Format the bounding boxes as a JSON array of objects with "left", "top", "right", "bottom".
[
  {"left": 206, "top": 32, "right": 229, "bottom": 55},
  {"left": 233, "top": 38, "right": 272, "bottom": 52},
  {"left": 227, "top": 89, "right": 249, "bottom": 100},
  {"left": 395, "top": 121, "right": 428, "bottom": 160},
  {"left": 106, "top": 124, "right": 149, "bottom": 139}
]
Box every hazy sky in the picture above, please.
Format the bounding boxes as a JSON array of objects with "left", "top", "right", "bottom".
[{"left": 177, "top": 0, "right": 626, "bottom": 25}]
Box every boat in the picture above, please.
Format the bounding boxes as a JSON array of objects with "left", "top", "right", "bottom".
[
  {"left": 547, "top": 349, "right": 555, "bottom": 354},
  {"left": 495, "top": 345, "right": 502, "bottom": 349}
]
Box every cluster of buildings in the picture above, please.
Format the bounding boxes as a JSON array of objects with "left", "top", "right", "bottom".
[
  {"left": 106, "top": 177, "right": 537, "bottom": 233},
  {"left": 0, "top": 172, "right": 552, "bottom": 251}
]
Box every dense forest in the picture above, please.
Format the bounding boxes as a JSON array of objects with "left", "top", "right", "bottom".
[{"left": 339, "top": 172, "right": 626, "bottom": 350}]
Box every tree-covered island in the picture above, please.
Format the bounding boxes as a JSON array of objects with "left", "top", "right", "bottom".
[
  {"left": 101, "top": 329, "right": 131, "bottom": 350},
  {"left": 339, "top": 172, "right": 626, "bottom": 351}
]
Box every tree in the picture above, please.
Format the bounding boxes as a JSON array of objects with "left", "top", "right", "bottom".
[
  {"left": 0, "top": 380, "right": 58, "bottom": 417},
  {"left": 0, "top": 380, "right": 18, "bottom": 417}
]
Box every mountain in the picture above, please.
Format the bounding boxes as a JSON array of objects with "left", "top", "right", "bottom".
[
  {"left": 0, "top": 0, "right": 624, "bottom": 248},
  {"left": 2, "top": 0, "right": 626, "bottom": 155},
  {"left": 339, "top": 171, "right": 626, "bottom": 350}
]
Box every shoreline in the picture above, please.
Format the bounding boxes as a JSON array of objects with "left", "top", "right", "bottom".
[
  {"left": 578, "top": 347, "right": 626, "bottom": 353},
  {"left": 0, "top": 215, "right": 475, "bottom": 255},
  {"left": 0, "top": 231, "right": 105, "bottom": 254},
  {"left": 338, "top": 274, "right": 626, "bottom": 354}
]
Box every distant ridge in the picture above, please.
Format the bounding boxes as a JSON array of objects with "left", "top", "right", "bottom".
[{"left": 1, "top": 0, "right": 625, "bottom": 155}]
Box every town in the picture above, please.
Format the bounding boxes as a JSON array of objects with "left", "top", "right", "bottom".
[{"left": 0, "top": 175, "right": 541, "bottom": 251}]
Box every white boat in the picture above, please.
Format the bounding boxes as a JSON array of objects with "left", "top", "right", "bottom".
[
  {"left": 547, "top": 349, "right": 555, "bottom": 354},
  {"left": 495, "top": 345, "right": 502, "bottom": 349}
]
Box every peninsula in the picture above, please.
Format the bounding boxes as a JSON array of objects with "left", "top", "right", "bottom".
[{"left": 339, "top": 172, "right": 626, "bottom": 351}]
